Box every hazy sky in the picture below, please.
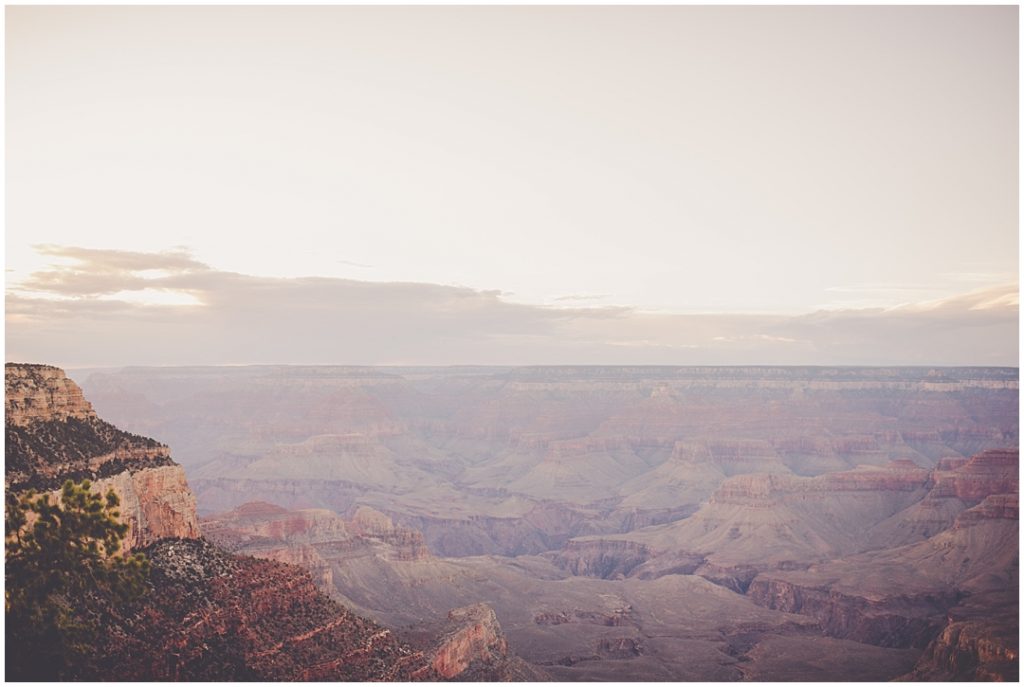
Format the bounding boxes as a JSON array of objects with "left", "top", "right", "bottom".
[{"left": 6, "top": 6, "right": 1019, "bottom": 367}]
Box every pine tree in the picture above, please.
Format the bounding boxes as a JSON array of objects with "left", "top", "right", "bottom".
[{"left": 5, "top": 479, "right": 150, "bottom": 680}]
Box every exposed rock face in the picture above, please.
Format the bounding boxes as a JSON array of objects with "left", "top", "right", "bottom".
[
  {"left": 906, "top": 590, "right": 1019, "bottom": 681},
  {"left": 90, "top": 465, "right": 201, "bottom": 552},
  {"left": 554, "top": 540, "right": 658, "bottom": 579},
  {"left": 401, "top": 604, "right": 549, "bottom": 682},
  {"left": 746, "top": 578, "right": 957, "bottom": 648},
  {"left": 747, "top": 486, "right": 1018, "bottom": 673},
  {"left": 5, "top": 363, "right": 200, "bottom": 546},
  {"left": 426, "top": 604, "right": 511, "bottom": 678},
  {"left": 200, "top": 506, "right": 338, "bottom": 590},
  {"left": 929, "top": 449, "right": 1019, "bottom": 504},
  {"left": 6, "top": 363, "right": 97, "bottom": 426},
  {"left": 202, "top": 502, "right": 431, "bottom": 598},
  {"left": 67, "top": 364, "right": 1018, "bottom": 681},
  {"left": 79, "top": 365, "right": 1018, "bottom": 546},
  {"left": 5, "top": 364, "right": 533, "bottom": 682},
  {"left": 350, "top": 506, "right": 432, "bottom": 561}
]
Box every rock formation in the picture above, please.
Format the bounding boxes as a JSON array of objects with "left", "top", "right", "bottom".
[
  {"left": 69, "top": 364, "right": 1018, "bottom": 681},
  {"left": 4, "top": 363, "right": 536, "bottom": 681},
  {"left": 6, "top": 363, "right": 200, "bottom": 549},
  {"left": 202, "top": 502, "right": 432, "bottom": 599},
  {"left": 421, "top": 604, "right": 546, "bottom": 680},
  {"left": 78, "top": 365, "right": 1017, "bottom": 558},
  {"left": 7, "top": 362, "right": 98, "bottom": 425},
  {"left": 744, "top": 483, "right": 1018, "bottom": 678},
  {"left": 906, "top": 588, "right": 1018, "bottom": 681}
]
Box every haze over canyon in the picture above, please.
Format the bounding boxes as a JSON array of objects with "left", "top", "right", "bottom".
[{"left": 55, "top": 363, "right": 1018, "bottom": 681}]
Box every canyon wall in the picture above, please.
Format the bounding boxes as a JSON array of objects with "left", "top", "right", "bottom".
[
  {"left": 5, "top": 363, "right": 537, "bottom": 681},
  {"left": 69, "top": 364, "right": 1017, "bottom": 681},
  {"left": 6, "top": 363, "right": 200, "bottom": 547}
]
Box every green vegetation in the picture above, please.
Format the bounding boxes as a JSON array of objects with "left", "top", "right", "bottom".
[
  {"left": 5, "top": 479, "right": 150, "bottom": 680},
  {"left": 7, "top": 416, "right": 171, "bottom": 492}
]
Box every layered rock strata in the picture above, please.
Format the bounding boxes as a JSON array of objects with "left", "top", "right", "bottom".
[
  {"left": 5, "top": 363, "right": 535, "bottom": 682},
  {"left": 6, "top": 363, "right": 200, "bottom": 546},
  {"left": 747, "top": 491, "right": 1018, "bottom": 678}
]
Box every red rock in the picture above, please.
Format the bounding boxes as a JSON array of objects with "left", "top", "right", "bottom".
[
  {"left": 930, "top": 449, "right": 1019, "bottom": 504},
  {"left": 5, "top": 364, "right": 536, "bottom": 682},
  {"left": 426, "top": 604, "right": 510, "bottom": 679},
  {"left": 5, "top": 363, "right": 97, "bottom": 426}
]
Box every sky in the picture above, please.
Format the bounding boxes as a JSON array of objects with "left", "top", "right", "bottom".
[{"left": 5, "top": 6, "right": 1019, "bottom": 367}]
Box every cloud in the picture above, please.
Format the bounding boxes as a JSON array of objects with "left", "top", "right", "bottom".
[
  {"left": 899, "top": 283, "right": 1019, "bottom": 312},
  {"left": 5, "top": 247, "right": 1018, "bottom": 367},
  {"left": 772, "top": 284, "right": 1019, "bottom": 365},
  {"left": 553, "top": 294, "right": 610, "bottom": 302},
  {"left": 16, "top": 245, "right": 209, "bottom": 298}
]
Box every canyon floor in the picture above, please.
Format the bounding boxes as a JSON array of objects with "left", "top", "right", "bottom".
[{"left": 77, "top": 365, "right": 1020, "bottom": 681}]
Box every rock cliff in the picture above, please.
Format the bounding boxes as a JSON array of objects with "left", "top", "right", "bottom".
[
  {"left": 202, "top": 502, "right": 431, "bottom": 589},
  {"left": 554, "top": 539, "right": 659, "bottom": 579},
  {"left": 6, "top": 363, "right": 200, "bottom": 547},
  {"left": 929, "top": 449, "right": 1019, "bottom": 503},
  {"left": 436, "top": 603, "right": 549, "bottom": 680},
  {"left": 6, "top": 362, "right": 98, "bottom": 425},
  {"left": 747, "top": 488, "right": 1018, "bottom": 677},
  {"left": 560, "top": 460, "right": 937, "bottom": 583},
  {"left": 5, "top": 363, "right": 537, "bottom": 682},
  {"left": 905, "top": 589, "right": 1018, "bottom": 681},
  {"left": 80, "top": 365, "right": 1017, "bottom": 548}
]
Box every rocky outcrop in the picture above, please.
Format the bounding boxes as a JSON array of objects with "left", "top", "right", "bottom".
[
  {"left": 553, "top": 539, "right": 657, "bottom": 579},
  {"left": 349, "top": 506, "right": 431, "bottom": 561},
  {"left": 389, "top": 507, "right": 603, "bottom": 558},
  {"left": 5, "top": 363, "right": 97, "bottom": 426},
  {"left": 89, "top": 465, "right": 201, "bottom": 552},
  {"left": 6, "top": 363, "right": 200, "bottom": 545},
  {"left": 203, "top": 501, "right": 354, "bottom": 543},
  {"left": 691, "top": 561, "right": 764, "bottom": 593},
  {"left": 426, "top": 604, "right": 510, "bottom": 678},
  {"left": 201, "top": 503, "right": 430, "bottom": 591},
  {"left": 929, "top": 449, "right": 1019, "bottom": 504},
  {"left": 533, "top": 604, "right": 636, "bottom": 628},
  {"left": 6, "top": 364, "right": 534, "bottom": 682},
  {"left": 747, "top": 577, "right": 957, "bottom": 648},
  {"left": 905, "top": 591, "right": 1019, "bottom": 681},
  {"left": 710, "top": 462, "right": 932, "bottom": 507},
  {"left": 417, "top": 603, "right": 547, "bottom": 681},
  {"left": 747, "top": 484, "right": 1018, "bottom": 656},
  {"left": 84, "top": 365, "right": 1017, "bottom": 526}
]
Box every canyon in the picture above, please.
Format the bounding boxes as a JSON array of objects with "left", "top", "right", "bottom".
[
  {"left": 64, "top": 364, "right": 1018, "bottom": 680},
  {"left": 4, "top": 364, "right": 537, "bottom": 681}
]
